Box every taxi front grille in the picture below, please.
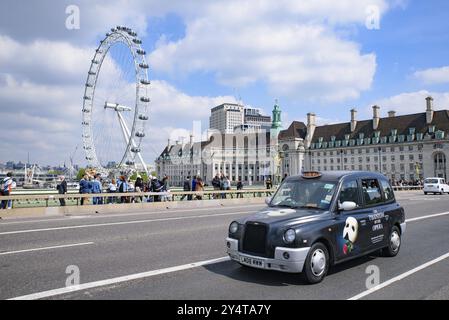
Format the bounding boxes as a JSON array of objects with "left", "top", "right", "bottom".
[{"left": 242, "top": 223, "right": 267, "bottom": 257}]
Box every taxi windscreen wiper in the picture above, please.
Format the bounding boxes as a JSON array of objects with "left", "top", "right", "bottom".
[{"left": 296, "top": 205, "right": 325, "bottom": 210}]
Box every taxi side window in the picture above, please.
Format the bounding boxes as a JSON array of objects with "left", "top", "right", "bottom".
[
  {"left": 339, "top": 180, "right": 359, "bottom": 206},
  {"left": 380, "top": 179, "right": 394, "bottom": 202},
  {"left": 361, "top": 179, "right": 382, "bottom": 206}
]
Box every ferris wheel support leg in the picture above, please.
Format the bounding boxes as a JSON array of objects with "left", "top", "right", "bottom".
[{"left": 116, "top": 111, "right": 149, "bottom": 175}]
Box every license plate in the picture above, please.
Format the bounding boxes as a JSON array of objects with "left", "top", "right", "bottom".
[{"left": 240, "top": 256, "right": 265, "bottom": 268}]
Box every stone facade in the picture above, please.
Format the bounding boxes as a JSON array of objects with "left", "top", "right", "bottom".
[{"left": 278, "top": 97, "right": 449, "bottom": 182}]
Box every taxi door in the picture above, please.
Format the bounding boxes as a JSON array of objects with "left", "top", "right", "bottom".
[
  {"left": 358, "top": 178, "right": 391, "bottom": 250},
  {"left": 334, "top": 179, "right": 372, "bottom": 261}
]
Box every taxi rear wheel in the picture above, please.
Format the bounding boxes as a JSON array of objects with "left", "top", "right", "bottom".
[
  {"left": 382, "top": 226, "right": 401, "bottom": 257},
  {"left": 303, "top": 242, "right": 329, "bottom": 284}
]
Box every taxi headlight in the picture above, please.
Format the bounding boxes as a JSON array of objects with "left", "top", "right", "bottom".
[
  {"left": 229, "top": 221, "right": 239, "bottom": 234},
  {"left": 284, "top": 229, "right": 296, "bottom": 244}
]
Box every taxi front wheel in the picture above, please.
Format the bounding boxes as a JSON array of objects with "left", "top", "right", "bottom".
[
  {"left": 303, "top": 242, "right": 329, "bottom": 284},
  {"left": 382, "top": 226, "right": 401, "bottom": 257}
]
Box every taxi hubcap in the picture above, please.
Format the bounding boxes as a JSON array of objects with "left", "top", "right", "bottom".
[
  {"left": 390, "top": 231, "right": 400, "bottom": 252},
  {"left": 310, "top": 249, "right": 326, "bottom": 277}
]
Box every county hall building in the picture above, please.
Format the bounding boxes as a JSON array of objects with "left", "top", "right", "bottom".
[{"left": 279, "top": 96, "right": 449, "bottom": 182}]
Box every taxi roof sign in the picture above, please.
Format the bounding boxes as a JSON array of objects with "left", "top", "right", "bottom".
[{"left": 301, "top": 171, "right": 322, "bottom": 179}]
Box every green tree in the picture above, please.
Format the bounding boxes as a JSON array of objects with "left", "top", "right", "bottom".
[
  {"left": 76, "top": 168, "right": 86, "bottom": 181},
  {"left": 130, "top": 172, "right": 149, "bottom": 182}
]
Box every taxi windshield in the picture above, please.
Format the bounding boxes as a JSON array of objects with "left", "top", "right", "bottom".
[{"left": 270, "top": 179, "right": 336, "bottom": 210}]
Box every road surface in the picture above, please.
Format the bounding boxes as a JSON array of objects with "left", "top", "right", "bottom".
[{"left": 1, "top": 191, "right": 448, "bottom": 300}]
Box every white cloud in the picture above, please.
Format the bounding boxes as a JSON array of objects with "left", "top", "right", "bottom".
[
  {"left": 370, "top": 90, "right": 449, "bottom": 116},
  {"left": 0, "top": 36, "right": 236, "bottom": 165},
  {"left": 148, "top": 0, "right": 387, "bottom": 102},
  {"left": 413, "top": 66, "right": 449, "bottom": 85}
]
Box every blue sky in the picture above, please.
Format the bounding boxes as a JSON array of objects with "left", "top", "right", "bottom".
[{"left": 1, "top": 0, "right": 449, "bottom": 166}]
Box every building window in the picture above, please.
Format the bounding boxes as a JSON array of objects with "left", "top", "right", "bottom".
[
  {"left": 400, "top": 155, "right": 405, "bottom": 161},
  {"left": 399, "top": 146, "right": 404, "bottom": 152},
  {"left": 408, "top": 145, "right": 414, "bottom": 151}
]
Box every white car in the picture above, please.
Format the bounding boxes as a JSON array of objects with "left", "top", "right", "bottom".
[{"left": 423, "top": 177, "right": 449, "bottom": 195}]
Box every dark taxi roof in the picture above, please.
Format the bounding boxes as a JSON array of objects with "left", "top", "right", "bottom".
[{"left": 286, "top": 171, "right": 388, "bottom": 182}]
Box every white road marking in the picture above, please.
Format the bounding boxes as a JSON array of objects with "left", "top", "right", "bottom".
[
  {"left": 348, "top": 251, "right": 449, "bottom": 300},
  {"left": 0, "top": 203, "right": 265, "bottom": 225},
  {"left": 0, "top": 210, "right": 260, "bottom": 236},
  {"left": 4, "top": 207, "right": 449, "bottom": 300},
  {"left": 8, "top": 256, "right": 231, "bottom": 300},
  {"left": 0, "top": 242, "right": 94, "bottom": 256},
  {"left": 406, "top": 211, "right": 449, "bottom": 222}
]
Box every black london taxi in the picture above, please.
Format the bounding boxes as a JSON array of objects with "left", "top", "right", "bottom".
[{"left": 226, "top": 171, "right": 406, "bottom": 284}]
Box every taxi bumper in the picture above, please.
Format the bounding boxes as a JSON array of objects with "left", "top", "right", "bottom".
[{"left": 225, "top": 237, "right": 310, "bottom": 273}]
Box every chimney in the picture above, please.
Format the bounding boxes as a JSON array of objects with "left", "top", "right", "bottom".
[
  {"left": 305, "top": 112, "right": 316, "bottom": 148},
  {"left": 350, "top": 109, "right": 357, "bottom": 132},
  {"left": 388, "top": 110, "right": 396, "bottom": 118},
  {"left": 189, "top": 133, "right": 194, "bottom": 145},
  {"left": 426, "top": 96, "right": 434, "bottom": 124},
  {"left": 167, "top": 138, "right": 171, "bottom": 147},
  {"left": 372, "top": 105, "right": 380, "bottom": 130}
]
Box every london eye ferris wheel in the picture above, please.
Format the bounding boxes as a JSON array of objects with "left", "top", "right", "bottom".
[{"left": 82, "top": 26, "right": 150, "bottom": 176}]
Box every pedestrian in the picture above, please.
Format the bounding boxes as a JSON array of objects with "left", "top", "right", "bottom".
[
  {"left": 266, "top": 176, "right": 273, "bottom": 196},
  {"left": 1, "top": 172, "right": 13, "bottom": 210},
  {"left": 195, "top": 177, "right": 204, "bottom": 200},
  {"left": 180, "top": 176, "right": 192, "bottom": 201},
  {"left": 135, "top": 175, "right": 144, "bottom": 203},
  {"left": 56, "top": 175, "right": 68, "bottom": 206},
  {"left": 212, "top": 174, "right": 221, "bottom": 199},
  {"left": 92, "top": 174, "right": 103, "bottom": 205},
  {"left": 149, "top": 176, "right": 162, "bottom": 202},
  {"left": 236, "top": 179, "right": 243, "bottom": 198},
  {"left": 118, "top": 175, "right": 129, "bottom": 203},
  {"left": 79, "top": 174, "right": 91, "bottom": 205},
  {"left": 161, "top": 175, "right": 170, "bottom": 201},
  {"left": 108, "top": 178, "right": 117, "bottom": 204},
  {"left": 192, "top": 176, "right": 197, "bottom": 196}
]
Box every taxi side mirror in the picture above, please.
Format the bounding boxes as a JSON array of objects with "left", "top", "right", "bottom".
[
  {"left": 265, "top": 197, "right": 272, "bottom": 205},
  {"left": 338, "top": 201, "right": 357, "bottom": 211}
]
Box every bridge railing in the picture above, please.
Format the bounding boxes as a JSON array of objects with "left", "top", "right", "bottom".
[
  {"left": 392, "top": 186, "right": 423, "bottom": 191},
  {"left": 0, "top": 189, "right": 278, "bottom": 209}
]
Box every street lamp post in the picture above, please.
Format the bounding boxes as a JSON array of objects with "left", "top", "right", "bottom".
[{"left": 340, "top": 149, "right": 344, "bottom": 170}]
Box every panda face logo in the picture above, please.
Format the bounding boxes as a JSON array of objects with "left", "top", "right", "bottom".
[{"left": 343, "top": 217, "right": 359, "bottom": 243}]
